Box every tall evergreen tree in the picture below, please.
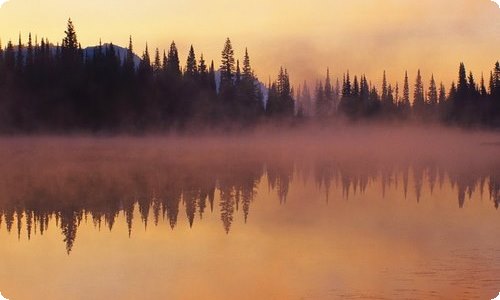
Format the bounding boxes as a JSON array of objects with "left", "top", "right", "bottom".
[
  {"left": 166, "top": 41, "right": 181, "bottom": 77},
  {"left": 220, "top": 38, "right": 235, "bottom": 95},
  {"left": 413, "top": 69, "right": 425, "bottom": 116},
  {"left": 198, "top": 53, "right": 208, "bottom": 87},
  {"left": 324, "top": 68, "right": 333, "bottom": 115},
  {"left": 208, "top": 60, "right": 216, "bottom": 92},
  {"left": 428, "top": 75, "right": 438, "bottom": 106},
  {"left": 153, "top": 48, "right": 161, "bottom": 73},
  {"left": 301, "top": 81, "right": 312, "bottom": 117},
  {"left": 185, "top": 45, "right": 198, "bottom": 79},
  {"left": 16, "top": 34, "right": 23, "bottom": 71}
]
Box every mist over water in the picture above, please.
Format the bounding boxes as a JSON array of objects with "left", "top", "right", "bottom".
[{"left": 0, "top": 125, "right": 499, "bottom": 299}]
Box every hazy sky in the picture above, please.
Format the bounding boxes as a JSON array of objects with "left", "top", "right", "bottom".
[{"left": 0, "top": 0, "right": 499, "bottom": 88}]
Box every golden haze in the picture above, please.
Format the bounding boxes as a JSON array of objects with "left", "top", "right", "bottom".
[{"left": 0, "top": 0, "right": 498, "bottom": 87}]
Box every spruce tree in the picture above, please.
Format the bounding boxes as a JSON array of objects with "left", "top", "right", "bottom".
[
  {"left": 428, "top": 75, "right": 438, "bottom": 106},
  {"left": 208, "top": 60, "right": 216, "bottom": 92},
  {"left": 315, "top": 80, "right": 325, "bottom": 117},
  {"left": 16, "top": 34, "right": 23, "bottom": 71},
  {"left": 123, "top": 36, "right": 135, "bottom": 75},
  {"left": 198, "top": 53, "right": 208, "bottom": 86},
  {"left": 301, "top": 81, "right": 312, "bottom": 117},
  {"left": 185, "top": 45, "right": 198, "bottom": 79},
  {"left": 62, "top": 19, "right": 78, "bottom": 50},
  {"left": 413, "top": 70, "right": 425, "bottom": 116},
  {"left": 166, "top": 41, "right": 181, "bottom": 77},
  {"left": 220, "top": 38, "right": 235, "bottom": 93},
  {"left": 153, "top": 48, "right": 161, "bottom": 73},
  {"left": 324, "top": 68, "right": 333, "bottom": 115},
  {"left": 401, "top": 71, "right": 411, "bottom": 117},
  {"left": 382, "top": 70, "right": 388, "bottom": 103}
]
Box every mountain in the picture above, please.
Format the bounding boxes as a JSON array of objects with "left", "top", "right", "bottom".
[{"left": 83, "top": 44, "right": 141, "bottom": 67}]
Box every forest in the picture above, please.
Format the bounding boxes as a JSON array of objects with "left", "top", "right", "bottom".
[{"left": 0, "top": 19, "right": 499, "bottom": 132}]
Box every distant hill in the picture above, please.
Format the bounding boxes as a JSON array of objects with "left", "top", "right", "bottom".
[{"left": 83, "top": 44, "right": 141, "bottom": 67}]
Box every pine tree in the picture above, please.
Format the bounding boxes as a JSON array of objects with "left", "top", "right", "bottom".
[
  {"left": 428, "top": 75, "right": 438, "bottom": 106},
  {"left": 480, "top": 73, "right": 487, "bottom": 97},
  {"left": 457, "top": 63, "right": 468, "bottom": 102},
  {"left": 438, "top": 82, "right": 445, "bottom": 102},
  {"left": 198, "top": 53, "right": 208, "bottom": 86},
  {"left": 342, "top": 71, "right": 351, "bottom": 97},
  {"left": 166, "top": 41, "right": 181, "bottom": 77},
  {"left": 352, "top": 76, "right": 360, "bottom": 98},
  {"left": 413, "top": 69, "right": 425, "bottom": 116},
  {"left": 16, "top": 34, "right": 23, "bottom": 71},
  {"left": 26, "top": 33, "right": 34, "bottom": 68},
  {"left": 220, "top": 38, "right": 235, "bottom": 93},
  {"left": 301, "top": 81, "right": 312, "bottom": 117},
  {"left": 493, "top": 61, "right": 500, "bottom": 96},
  {"left": 62, "top": 19, "right": 78, "bottom": 50},
  {"left": 400, "top": 71, "right": 410, "bottom": 117},
  {"left": 209, "top": 60, "right": 216, "bottom": 92},
  {"left": 235, "top": 60, "right": 241, "bottom": 85},
  {"left": 138, "top": 43, "right": 151, "bottom": 76},
  {"left": 5, "top": 41, "right": 15, "bottom": 71},
  {"left": 395, "top": 82, "right": 399, "bottom": 104},
  {"left": 185, "top": 45, "right": 198, "bottom": 78},
  {"left": 468, "top": 71, "right": 477, "bottom": 97},
  {"left": 382, "top": 70, "right": 388, "bottom": 103},
  {"left": 242, "top": 48, "right": 252, "bottom": 79},
  {"left": 324, "top": 68, "right": 333, "bottom": 115},
  {"left": 153, "top": 48, "right": 161, "bottom": 73},
  {"left": 123, "top": 36, "right": 135, "bottom": 75},
  {"left": 315, "top": 80, "right": 325, "bottom": 117}
]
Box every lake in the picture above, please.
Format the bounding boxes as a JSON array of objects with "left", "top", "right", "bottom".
[{"left": 0, "top": 127, "right": 499, "bottom": 299}]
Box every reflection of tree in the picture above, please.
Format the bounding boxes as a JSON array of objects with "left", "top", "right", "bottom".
[
  {"left": 60, "top": 209, "right": 82, "bottom": 254},
  {"left": 490, "top": 176, "right": 500, "bottom": 209},
  {"left": 0, "top": 153, "right": 498, "bottom": 253},
  {"left": 219, "top": 186, "right": 235, "bottom": 234},
  {"left": 267, "top": 161, "right": 293, "bottom": 204}
]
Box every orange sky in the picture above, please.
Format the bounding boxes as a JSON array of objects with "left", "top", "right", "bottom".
[{"left": 0, "top": 0, "right": 499, "bottom": 88}]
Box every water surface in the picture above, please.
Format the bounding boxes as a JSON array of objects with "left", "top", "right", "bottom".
[{"left": 0, "top": 129, "right": 499, "bottom": 299}]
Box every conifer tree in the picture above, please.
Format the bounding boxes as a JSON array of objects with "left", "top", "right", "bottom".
[
  {"left": 428, "top": 75, "right": 438, "bottom": 106},
  {"left": 235, "top": 60, "right": 241, "bottom": 85},
  {"left": 16, "top": 34, "right": 23, "bottom": 71},
  {"left": 153, "top": 48, "right": 161, "bottom": 73},
  {"left": 382, "top": 70, "right": 388, "bottom": 103},
  {"left": 185, "top": 45, "right": 198, "bottom": 79},
  {"left": 62, "top": 19, "right": 78, "bottom": 50},
  {"left": 208, "top": 60, "right": 216, "bottom": 92},
  {"left": 315, "top": 80, "right": 325, "bottom": 117},
  {"left": 301, "top": 81, "right": 312, "bottom": 117},
  {"left": 242, "top": 48, "right": 252, "bottom": 79},
  {"left": 166, "top": 41, "right": 181, "bottom": 77},
  {"left": 480, "top": 73, "right": 487, "bottom": 97},
  {"left": 324, "top": 68, "right": 333, "bottom": 115},
  {"left": 413, "top": 69, "right": 425, "bottom": 116},
  {"left": 220, "top": 38, "right": 235, "bottom": 92},
  {"left": 138, "top": 43, "right": 152, "bottom": 76},
  {"left": 198, "top": 53, "right": 208, "bottom": 86},
  {"left": 26, "top": 33, "right": 34, "bottom": 68},
  {"left": 123, "top": 36, "right": 135, "bottom": 75},
  {"left": 457, "top": 62, "right": 468, "bottom": 97}
]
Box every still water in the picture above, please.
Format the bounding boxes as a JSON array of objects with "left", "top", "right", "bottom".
[{"left": 0, "top": 130, "right": 499, "bottom": 299}]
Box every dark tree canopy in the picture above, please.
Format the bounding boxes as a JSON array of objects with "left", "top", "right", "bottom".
[{"left": 0, "top": 20, "right": 498, "bottom": 132}]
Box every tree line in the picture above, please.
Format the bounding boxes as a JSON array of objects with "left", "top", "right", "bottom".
[
  {"left": 0, "top": 19, "right": 498, "bottom": 132},
  {"left": 298, "top": 63, "right": 500, "bottom": 126}
]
